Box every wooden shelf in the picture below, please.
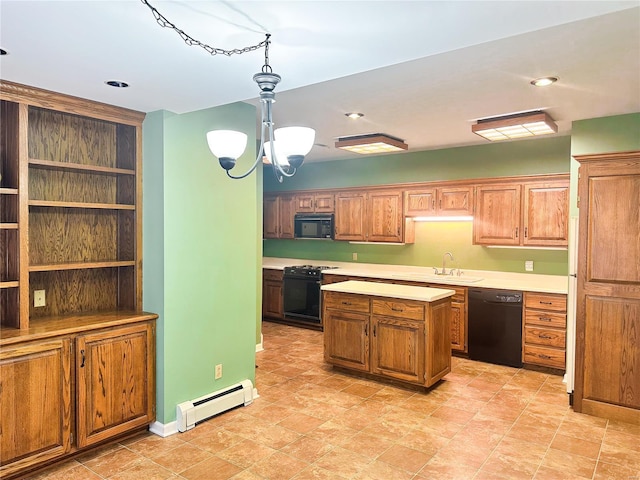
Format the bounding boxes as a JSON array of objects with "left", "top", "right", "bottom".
[
  {"left": 0, "top": 281, "right": 19, "bottom": 289},
  {"left": 0, "top": 223, "right": 18, "bottom": 229},
  {"left": 29, "top": 200, "right": 135, "bottom": 210},
  {"left": 29, "top": 260, "right": 135, "bottom": 272},
  {"left": 29, "top": 158, "right": 135, "bottom": 176},
  {"left": 0, "top": 188, "right": 19, "bottom": 195}
]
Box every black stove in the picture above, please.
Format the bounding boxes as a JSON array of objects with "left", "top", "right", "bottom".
[{"left": 283, "top": 265, "right": 336, "bottom": 278}]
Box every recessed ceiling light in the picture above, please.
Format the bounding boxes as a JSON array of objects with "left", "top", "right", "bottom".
[
  {"left": 345, "top": 112, "right": 364, "bottom": 119},
  {"left": 0, "top": 49, "right": 8, "bottom": 55},
  {"left": 530, "top": 77, "right": 558, "bottom": 87},
  {"left": 105, "top": 80, "right": 129, "bottom": 88}
]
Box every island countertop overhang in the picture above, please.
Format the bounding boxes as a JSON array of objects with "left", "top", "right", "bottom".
[{"left": 321, "top": 280, "right": 455, "bottom": 302}]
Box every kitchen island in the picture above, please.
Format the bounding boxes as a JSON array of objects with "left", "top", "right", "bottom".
[{"left": 322, "top": 280, "right": 454, "bottom": 388}]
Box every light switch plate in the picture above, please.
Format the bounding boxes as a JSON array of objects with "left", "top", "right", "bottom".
[{"left": 525, "top": 261, "right": 534, "bottom": 272}]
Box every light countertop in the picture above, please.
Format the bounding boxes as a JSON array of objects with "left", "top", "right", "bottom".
[
  {"left": 263, "top": 257, "right": 568, "bottom": 295},
  {"left": 321, "top": 280, "right": 455, "bottom": 302}
]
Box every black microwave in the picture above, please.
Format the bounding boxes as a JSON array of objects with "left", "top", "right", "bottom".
[{"left": 294, "top": 214, "right": 334, "bottom": 239}]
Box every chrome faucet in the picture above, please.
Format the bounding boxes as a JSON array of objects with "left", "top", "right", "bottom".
[{"left": 441, "top": 252, "right": 454, "bottom": 275}]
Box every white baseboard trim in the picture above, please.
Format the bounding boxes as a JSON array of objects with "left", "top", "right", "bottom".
[
  {"left": 149, "top": 420, "right": 178, "bottom": 437},
  {"left": 256, "top": 333, "right": 264, "bottom": 352}
]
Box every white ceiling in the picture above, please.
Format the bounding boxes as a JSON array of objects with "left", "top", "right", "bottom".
[{"left": 1, "top": 1, "right": 639, "bottom": 162}]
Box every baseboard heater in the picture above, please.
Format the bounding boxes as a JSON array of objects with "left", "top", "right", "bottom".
[{"left": 176, "top": 379, "right": 254, "bottom": 432}]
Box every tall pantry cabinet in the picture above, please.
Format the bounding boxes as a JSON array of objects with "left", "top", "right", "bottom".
[
  {"left": 0, "top": 81, "right": 157, "bottom": 478},
  {"left": 574, "top": 151, "right": 640, "bottom": 425}
]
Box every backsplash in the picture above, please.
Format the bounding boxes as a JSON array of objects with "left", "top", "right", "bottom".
[{"left": 263, "top": 221, "right": 568, "bottom": 275}]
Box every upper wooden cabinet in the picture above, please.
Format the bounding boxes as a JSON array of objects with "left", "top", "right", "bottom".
[
  {"left": 335, "top": 189, "right": 411, "bottom": 243},
  {"left": 295, "top": 192, "right": 334, "bottom": 213},
  {"left": 405, "top": 186, "right": 473, "bottom": 217},
  {"left": 474, "top": 179, "right": 568, "bottom": 247},
  {"left": 263, "top": 193, "right": 295, "bottom": 239}
]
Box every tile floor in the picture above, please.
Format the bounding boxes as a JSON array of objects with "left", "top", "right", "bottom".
[{"left": 33, "top": 321, "right": 640, "bottom": 480}]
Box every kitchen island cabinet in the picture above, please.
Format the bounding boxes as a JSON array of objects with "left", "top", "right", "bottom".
[{"left": 322, "top": 281, "right": 453, "bottom": 388}]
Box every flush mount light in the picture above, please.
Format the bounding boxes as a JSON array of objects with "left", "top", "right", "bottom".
[
  {"left": 335, "top": 133, "right": 408, "bottom": 155},
  {"left": 472, "top": 111, "right": 558, "bottom": 141},
  {"left": 105, "top": 80, "right": 129, "bottom": 88},
  {"left": 530, "top": 76, "right": 558, "bottom": 87},
  {"left": 345, "top": 113, "right": 364, "bottom": 119}
]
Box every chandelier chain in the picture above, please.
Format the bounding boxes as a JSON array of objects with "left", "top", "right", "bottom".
[{"left": 140, "top": 0, "right": 269, "bottom": 57}]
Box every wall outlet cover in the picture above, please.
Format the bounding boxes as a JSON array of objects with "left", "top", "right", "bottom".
[
  {"left": 525, "top": 260, "right": 534, "bottom": 272},
  {"left": 34, "top": 289, "right": 46, "bottom": 307},
  {"left": 215, "top": 364, "right": 223, "bottom": 380}
]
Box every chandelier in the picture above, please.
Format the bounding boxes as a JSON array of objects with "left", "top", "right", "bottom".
[{"left": 141, "top": 1, "right": 315, "bottom": 182}]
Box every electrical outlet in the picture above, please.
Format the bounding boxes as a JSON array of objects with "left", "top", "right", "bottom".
[
  {"left": 215, "top": 364, "right": 223, "bottom": 380},
  {"left": 525, "top": 260, "right": 534, "bottom": 272},
  {"left": 34, "top": 290, "right": 46, "bottom": 307},
  {"left": 352, "top": 252, "right": 358, "bottom": 261}
]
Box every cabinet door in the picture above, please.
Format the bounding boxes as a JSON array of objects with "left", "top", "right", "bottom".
[
  {"left": 263, "top": 196, "right": 279, "bottom": 238},
  {"left": 473, "top": 184, "right": 521, "bottom": 245},
  {"left": 324, "top": 310, "right": 369, "bottom": 371},
  {"left": 263, "top": 279, "right": 283, "bottom": 319},
  {"left": 371, "top": 315, "right": 424, "bottom": 385},
  {"left": 404, "top": 189, "right": 436, "bottom": 216},
  {"left": 0, "top": 339, "right": 71, "bottom": 477},
  {"left": 522, "top": 183, "right": 569, "bottom": 246},
  {"left": 294, "top": 194, "right": 315, "bottom": 213},
  {"left": 425, "top": 299, "right": 452, "bottom": 386},
  {"left": 438, "top": 187, "right": 473, "bottom": 216},
  {"left": 76, "top": 322, "right": 155, "bottom": 448},
  {"left": 279, "top": 195, "right": 296, "bottom": 239},
  {"left": 314, "top": 193, "right": 335, "bottom": 213},
  {"left": 335, "top": 193, "right": 366, "bottom": 241},
  {"left": 367, "top": 190, "right": 403, "bottom": 242}
]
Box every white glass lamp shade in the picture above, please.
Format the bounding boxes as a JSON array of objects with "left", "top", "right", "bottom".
[
  {"left": 264, "top": 141, "right": 289, "bottom": 167},
  {"left": 274, "top": 127, "right": 315, "bottom": 157},
  {"left": 206, "top": 130, "right": 248, "bottom": 160}
]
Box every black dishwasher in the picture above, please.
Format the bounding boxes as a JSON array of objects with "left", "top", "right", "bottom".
[{"left": 468, "top": 288, "right": 523, "bottom": 368}]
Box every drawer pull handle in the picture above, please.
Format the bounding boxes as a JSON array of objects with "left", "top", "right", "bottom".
[
  {"left": 538, "top": 354, "right": 551, "bottom": 360},
  {"left": 391, "top": 307, "right": 404, "bottom": 312},
  {"left": 365, "top": 324, "right": 368, "bottom": 336},
  {"left": 341, "top": 301, "right": 352, "bottom": 305},
  {"left": 539, "top": 316, "right": 552, "bottom": 321},
  {"left": 80, "top": 349, "right": 85, "bottom": 368},
  {"left": 373, "top": 325, "right": 376, "bottom": 337},
  {"left": 540, "top": 301, "right": 553, "bottom": 305},
  {"left": 539, "top": 334, "right": 553, "bottom": 339}
]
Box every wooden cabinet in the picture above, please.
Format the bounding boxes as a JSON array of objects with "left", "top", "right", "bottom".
[
  {"left": 440, "top": 286, "right": 467, "bottom": 353},
  {"left": 405, "top": 186, "right": 473, "bottom": 217},
  {"left": 474, "top": 179, "right": 568, "bottom": 246},
  {"left": 0, "top": 338, "right": 72, "bottom": 478},
  {"left": 264, "top": 194, "right": 295, "bottom": 239},
  {"left": 323, "top": 290, "right": 451, "bottom": 387},
  {"left": 295, "top": 192, "right": 334, "bottom": 213},
  {"left": 0, "top": 318, "right": 155, "bottom": 478},
  {"left": 335, "top": 189, "right": 411, "bottom": 243},
  {"left": 0, "top": 81, "right": 157, "bottom": 477},
  {"left": 522, "top": 292, "right": 567, "bottom": 369},
  {"left": 76, "top": 323, "right": 155, "bottom": 448},
  {"left": 574, "top": 151, "right": 640, "bottom": 425},
  {"left": 262, "top": 269, "right": 284, "bottom": 320}
]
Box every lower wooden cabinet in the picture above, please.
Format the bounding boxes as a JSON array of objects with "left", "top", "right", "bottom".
[
  {"left": 323, "top": 291, "right": 451, "bottom": 387},
  {"left": 262, "top": 269, "right": 284, "bottom": 320},
  {"left": 522, "top": 292, "right": 567, "bottom": 369},
  {"left": 0, "top": 317, "right": 156, "bottom": 479}
]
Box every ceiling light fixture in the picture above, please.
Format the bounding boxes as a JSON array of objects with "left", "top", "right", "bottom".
[
  {"left": 530, "top": 76, "right": 558, "bottom": 87},
  {"left": 335, "top": 133, "right": 408, "bottom": 155},
  {"left": 140, "top": 0, "right": 314, "bottom": 182},
  {"left": 0, "top": 49, "right": 7, "bottom": 55},
  {"left": 105, "top": 80, "right": 129, "bottom": 88},
  {"left": 345, "top": 113, "right": 364, "bottom": 119},
  {"left": 472, "top": 111, "right": 558, "bottom": 142}
]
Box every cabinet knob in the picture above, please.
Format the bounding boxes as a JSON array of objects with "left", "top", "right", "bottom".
[
  {"left": 539, "top": 334, "right": 553, "bottom": 339},
  {"left": 540, "top": 301, "right": 553, "bottom": 305},
  {"left": 539, "top": 316, "right": 552, "bottom": 321},
  {"left": 391, "top": 307, "right": 404, "bottom": 312}
]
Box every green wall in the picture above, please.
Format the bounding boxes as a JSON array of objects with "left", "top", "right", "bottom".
[
  {"left": 264, "top": 135, "right": 572, "bottom": 275},
  {"left": 143, "top": 102, "right": 259, "bottom": 425}
]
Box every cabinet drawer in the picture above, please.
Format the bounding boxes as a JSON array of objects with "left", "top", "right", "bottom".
[
  {"left": 524, "top": 310, "right": 566, "bottom": 328},
  {"left": 523, "top": 344, "right": 565, "bottom": 369},
  {"left": 263, "top": 269, "right": 283, "bottom": 281},
  {"left": 525, "top": 293, "right": 567, "bottom": 312},
  {"left": 325, "top": 293, "right": 370, "bottom": 313},
  {"left": 372, "top": 299, "right": 424, "bottom": 320},
  {"left": 524, "top": 326, "right": 566, "bottom": 348}
]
